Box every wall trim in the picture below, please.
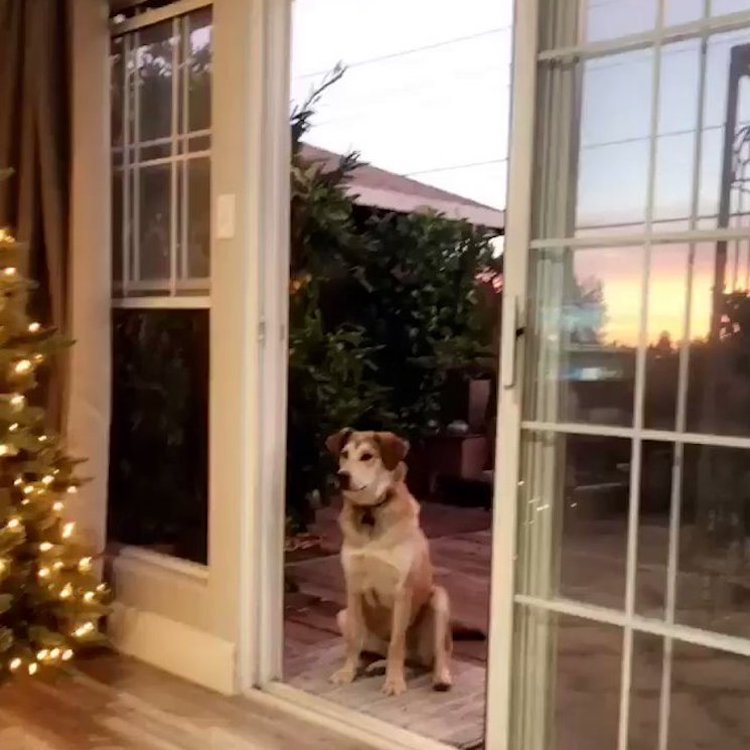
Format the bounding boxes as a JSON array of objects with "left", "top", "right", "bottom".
[
  {"left": 109, "top": 602, "right": 236, "bottom": 695},
  {"left": 116, "top": 545, "right": 210, "bottom": 582}
]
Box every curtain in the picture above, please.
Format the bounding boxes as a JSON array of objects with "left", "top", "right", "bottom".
[{"left": 0, "top": 0, "right": 71, "bottom": 428}]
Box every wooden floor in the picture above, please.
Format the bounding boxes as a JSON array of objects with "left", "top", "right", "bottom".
[
  {"left": 284, "top": 504, "right": 492, "bottom": 749},
  {"left": 0, "top": 654, "right": 373, "bottom": 750}
]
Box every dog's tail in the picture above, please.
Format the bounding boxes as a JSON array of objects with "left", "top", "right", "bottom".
[{"left": 451, "top": 622, "right": 486, "bottom": 641}]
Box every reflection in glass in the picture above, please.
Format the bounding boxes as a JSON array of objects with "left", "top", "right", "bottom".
[
  {"left": 186, "top": 158, "right": 211, "bottom": 280},
  {"left": 677, "top": 445, "right": 750, "bottom": 639},
  {"left": 517, "top": 432, "right": 630, "bottom": 610},
  {"left": 699, "top": 31, "right": 750, "bottom": 229},
  {"left": 109, "top": 310, "right": 209, "bottom": 564},
  {"left": 525, "top": 247, "right": 642, "bottom": 427},
  {"left": 644, "top": 246, "right": 689, "bottom": 431},
  {"left": 686, "top": 244, "right": 750, "bottom": 436},
  {"left": 636, "top": 442, "right": 673, "bottom": 619},
  {"left": 511, "top": 608, "right": 623, "bottom": 750},
  {"left": 138, "top": 164, "right": 171, "bottom": 283},
  {"left": 629, "top": 633, "right": 663, "bottom": 750},
  {"left": 669, "top": 641, "right": 750, "bottom": 750},
  {"left": 136, "top": 21, "right": 175, "bottom": 143},
  {"left": 187, "top": 8, "right": 212, "bottom": 133}
]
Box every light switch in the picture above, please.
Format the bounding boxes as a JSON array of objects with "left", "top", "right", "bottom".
[{"left": 216, "top": 194, "right": 236, "bottom": 239}]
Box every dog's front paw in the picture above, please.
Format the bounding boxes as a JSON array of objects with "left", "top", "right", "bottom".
[
  {"left": 330, "top": 665, "right": 357, "bottom": 685},
  {"left": 381, "top": 672, "right": 407, "bottom": 696},
  {"left": 432, "top": 666, "right": 453, "bottom": 692}
]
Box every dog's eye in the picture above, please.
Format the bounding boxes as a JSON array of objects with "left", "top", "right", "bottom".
[{"left": 360, "top": 452, "right": 373, "bottom": 461}]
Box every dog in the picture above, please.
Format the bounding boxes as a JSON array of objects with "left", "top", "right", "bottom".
[{"left": 326, "top": 428, "right": 478, "bottom": 696}]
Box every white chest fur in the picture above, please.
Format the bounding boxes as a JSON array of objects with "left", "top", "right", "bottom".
[{"left": 342, "top": 537, "right": 415, "bottom": 608}]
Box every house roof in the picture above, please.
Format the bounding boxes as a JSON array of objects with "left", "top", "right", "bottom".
[{"left": 300, "top": 144, "right": 505, "bottom": 233}]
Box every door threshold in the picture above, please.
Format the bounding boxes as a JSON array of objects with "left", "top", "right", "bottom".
[{"left": 246, "top": 681, "right": 458, "bottom": 750}]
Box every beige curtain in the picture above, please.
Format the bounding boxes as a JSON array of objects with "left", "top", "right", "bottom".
[{"left": 0, "top": 0, "right": 71, "bottom": 428}]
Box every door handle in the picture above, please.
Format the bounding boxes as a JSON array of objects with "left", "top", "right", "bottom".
[{"left": 502, "top": 295, "right": 525, "bottom": 391}]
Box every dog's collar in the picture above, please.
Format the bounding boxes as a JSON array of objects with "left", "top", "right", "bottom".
[{"left": 355, "top": 487, "right": 395, "bottom": 528}]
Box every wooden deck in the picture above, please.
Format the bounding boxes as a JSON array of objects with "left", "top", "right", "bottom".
[{"left": 284, "top": 503, "right": 492, "bottom": 748}]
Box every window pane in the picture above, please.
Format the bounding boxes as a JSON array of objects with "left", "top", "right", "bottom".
[
  {"left": 585, "top": 0, "right": 658, "bottom": 44},
  {"left": 677, "top": 444, "right": 750, "bottom": 638},
  {"left": 111, "top": 37, "right": 125, "bottom": 148},
  {"left": 517, "top": 432, "right": 630, "bottom": 610},
  {"left": 137, "top": 163, "right": 171, "bottom": 284},
  {"left": 186, "top": 158, "right": 210, "bottom": 282},
  {"left": 629, "top": 633, "right": 663, "bottom": 750},
  {"left": 187, "top": 8, "right": 212, "bottom": 133},
  {"left": 511, "top": 608, "right": 623, "bottom": 750},
  {"left": 644, "top": 245, "right": 690, "bottom": 431},
  {"left": 113, "top": 169, "right": 123, "bottom": 283},
  {"left": 698, "top": 30, "right": 750, "bottom": 230},
  {"left": 136, "top": 21, "right": 176, "bottom": 143},
  {"left": 108, "top": 309, "right": 209, "bottom": 564},
  {"left": 665, "top": 0, "right": 705, "bottom": 26},
  {"left": 686, "top": 243, "right": 750, "bottom": 436},
  {"left": 669, "top": 641, "right": 750, "bottom": 750},
  {"left": 525, "top": 246, "right": 642, "bottom": 427}
]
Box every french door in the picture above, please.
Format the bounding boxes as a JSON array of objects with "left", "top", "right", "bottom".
[{"left": 489, "top": 1, "right": 750, "bottom": 748}]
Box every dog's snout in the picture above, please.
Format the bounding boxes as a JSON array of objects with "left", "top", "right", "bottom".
[{"left": 337, "top": 470, "right": 351, "bottom": 489}]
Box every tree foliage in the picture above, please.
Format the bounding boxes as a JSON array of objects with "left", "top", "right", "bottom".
[{"left": 287, "top": 70, "right": 500, "bottom": 527}]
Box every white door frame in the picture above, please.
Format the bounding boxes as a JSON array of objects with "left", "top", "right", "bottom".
[
  {"left": 242, "top": 2, "right": 538, "bottom": 750},
  {"left": 484, "top": 0, "right": 539, "bottom": 745}
]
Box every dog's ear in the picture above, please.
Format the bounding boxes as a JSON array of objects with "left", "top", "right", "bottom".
[
  {"left": 325, "top": 428, "right": 352, "bottom": 458},
  {"left": 375, "top": 432, "right": 410, "bottom": 471}
]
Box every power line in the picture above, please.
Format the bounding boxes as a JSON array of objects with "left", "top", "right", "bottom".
[
  {"left": 294, "top": 25, "right": 512, "bottom": 81},
  {"left": 403, "top": 158, "right": 508, "bottom": 178}
]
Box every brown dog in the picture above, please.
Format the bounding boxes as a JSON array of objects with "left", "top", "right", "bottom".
[{"left": 326, "top": 429, "right": 453, "bottom": 696}]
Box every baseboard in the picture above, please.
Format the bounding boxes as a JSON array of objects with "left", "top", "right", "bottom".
[{"left": 108, "top": 602, "right": 236, "bottom": 695}]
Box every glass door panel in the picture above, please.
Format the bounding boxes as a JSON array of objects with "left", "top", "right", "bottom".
[{"left": 503, "top": 0, "right": 750, "bottom": 748}]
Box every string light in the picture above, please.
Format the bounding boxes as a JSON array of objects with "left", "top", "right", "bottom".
[
  {"left": 96, "top": 583, "right": 107, "bottom": 593},
  {"left": 83, "top": 591, "right": 95, "bottom": 603},
  {"left": 3, "top": 267, "right": 17, "bottom": 277},
  {"left": 10, "top": 394, "right": 24, "bottom": 409},
  {"left": 36, "top": 649, "right": 48, "bottom": 660},
  {"left": 53, "top": 561, "right": 63, "bottom": 571},
  {"left": 38, "top": 435, "right": 47, "bottom": 443},
  {"left": 0, "top": 445, "right": 10, "bottom": 457},
  {"left": 66, "top": 486, "right": 78, "bottom": 495},
  {"left": 7, "top": 517, "right": 20, "bottom": 530},
  {"left": 78, "top": 557, "right": 92, "bottom": 573},
  {"left": 28, "top": 322, "right": 40, "bottom": 333},
  {"left": 39, "top": 542, "right": 52, "bottom": 552},
  {"left": 52, "top": 501, "right": 63, "bottom": 513},
  {"left": 8, "top": 423, "right": 18, "bottom": 432},
  {"left": 13, "top": 477, "right": 22, "bottom": 487},
  {"left": 37, "top": 567, "right": 50, "bottom": 579},
  {"left": 32, "top": 354, "right": 44, "bottom": 365},
  {"left": 62, "top": 649, "right": 73, "bottom": 661},
  {"left": 74, "top": 622, "right": 94, "bottom": 638},
  {"left": 23, "top": 485, "right": 33, "bottom": 495},
  {"left": 59, "top": 583, "right": 73, "bottom": 599},
  {"left": 0, "top": 228, "right": 12, "bottom": 243},
  {"left": 49, "top": 648, "right": 60, "bottom": 660},
  {"left": 42, "top": 475, "right": 54, "bottom": 485},
  {"left": 13, "top": 359, "right": 31, "bottom": 375},
  {"left": 28, "top": 662, "right": 38, "bottom": 675},
  {"left": 0, "top": 560, "right": 6, "bottom": 574},
  {"left": 9, "top": 657, "right": 21, "bottom": 671},
  {"left": 62, "top": 522, "right": 74, "bottom": 539}
]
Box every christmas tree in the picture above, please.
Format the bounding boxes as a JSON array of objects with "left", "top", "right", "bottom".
[{"left": 0, "top": 168, "right": 108, "bottom": 681}]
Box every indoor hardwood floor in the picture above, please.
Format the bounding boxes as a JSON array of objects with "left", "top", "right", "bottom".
[{"left": 0, "top": 653, "right": 371, "bottom": 750}]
